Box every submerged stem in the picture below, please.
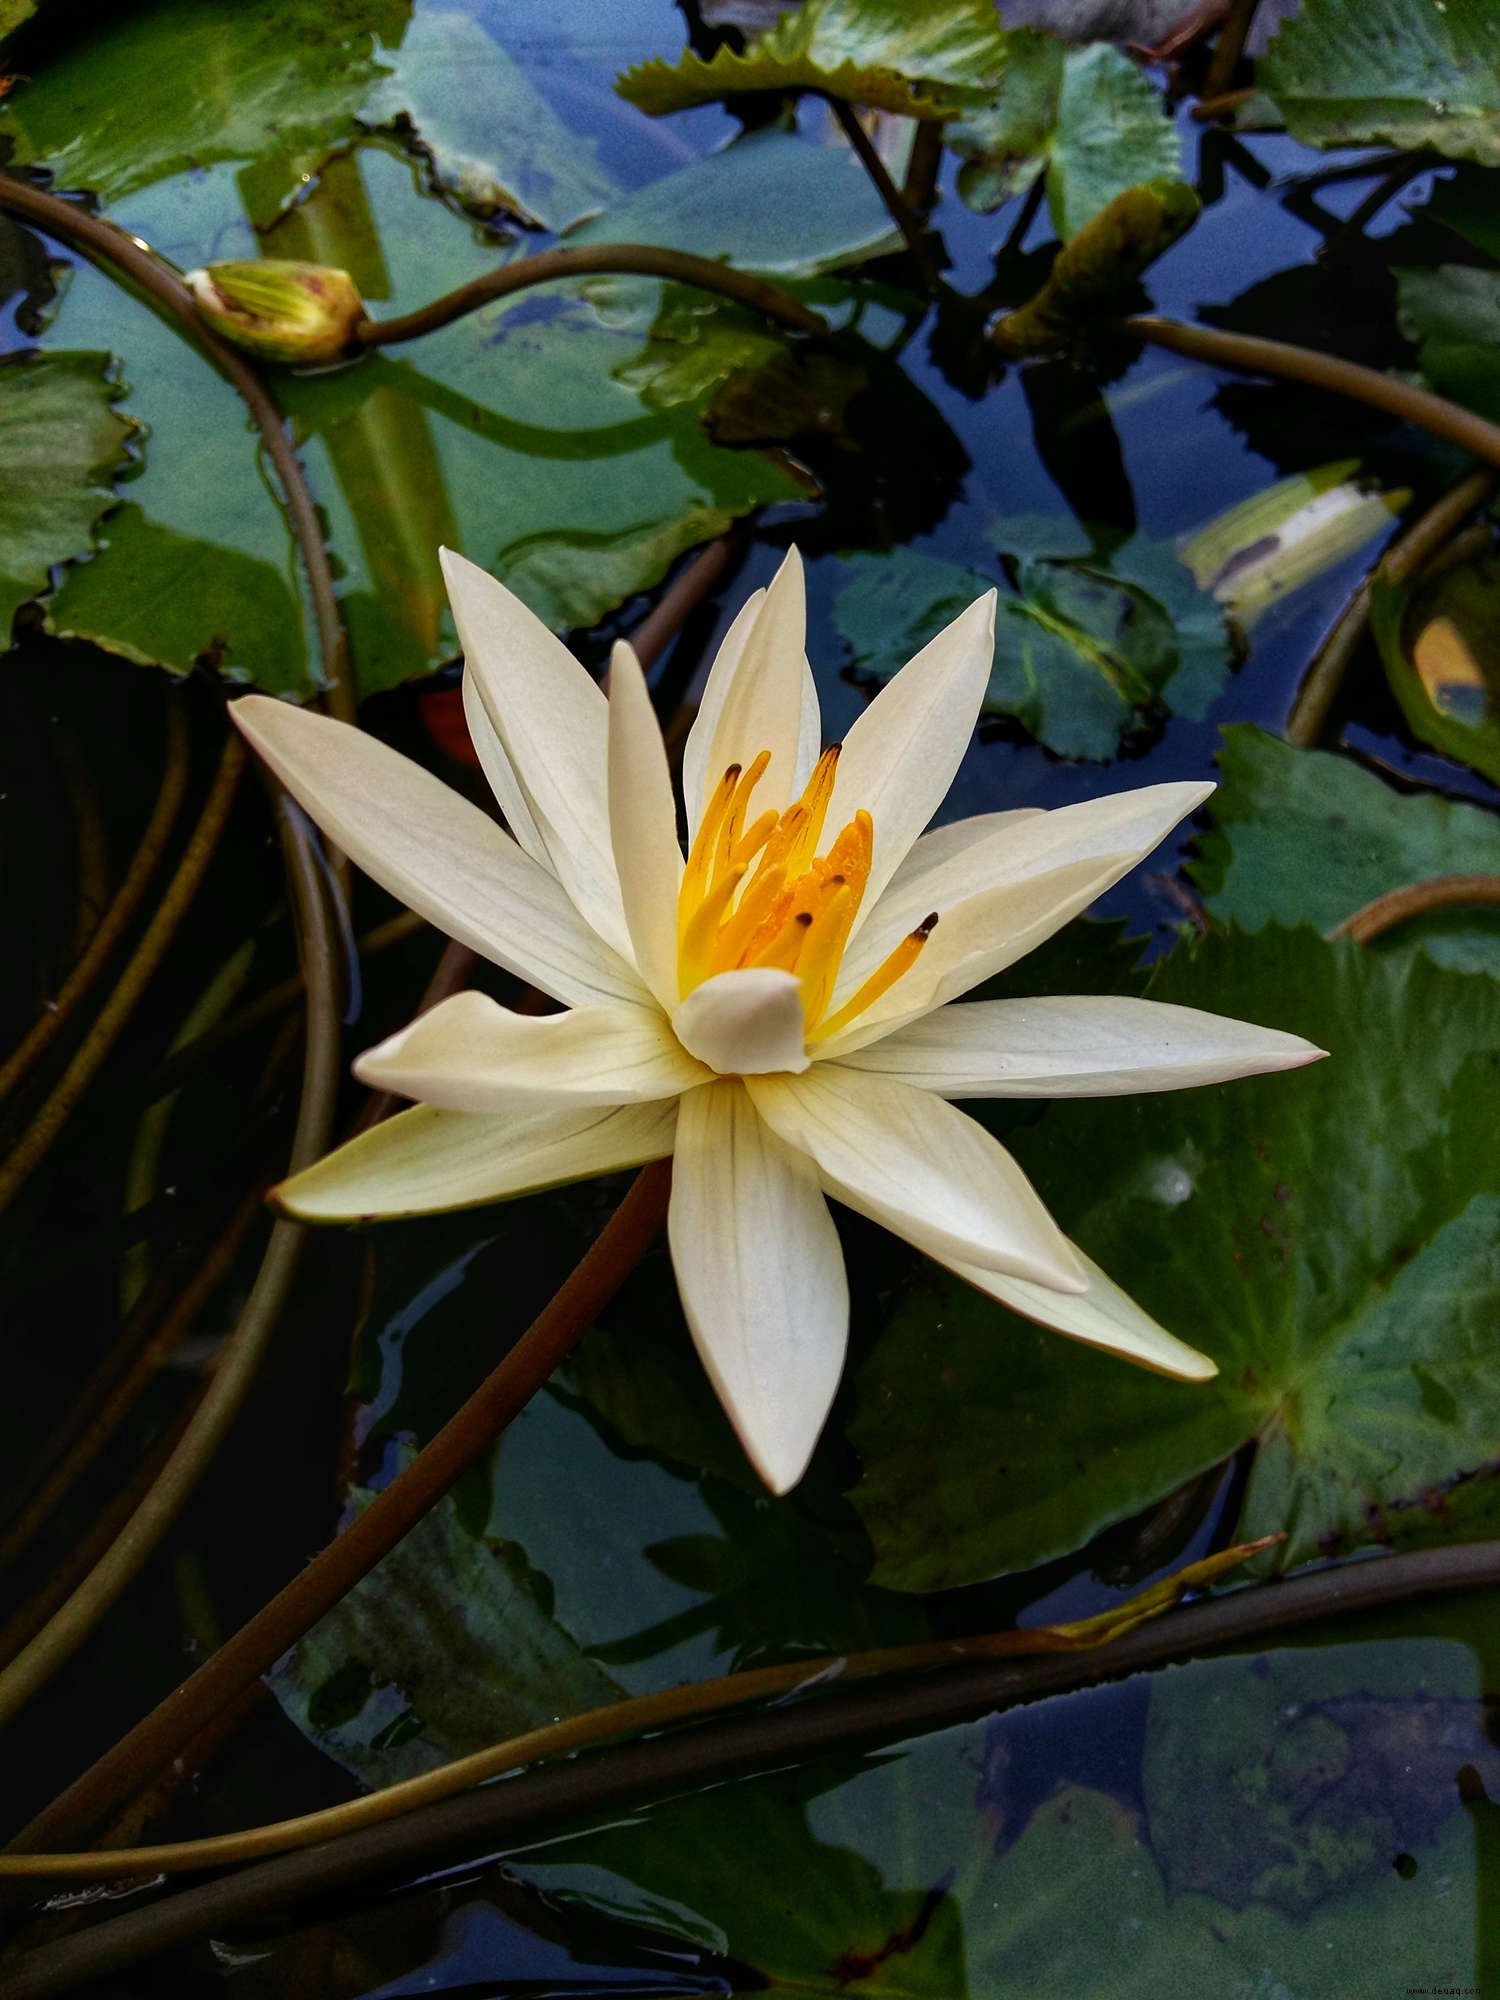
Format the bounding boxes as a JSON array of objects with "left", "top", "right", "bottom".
[
  {"left": 827, "top": 97, "right": 940, "bottom": 286},
  {"left": 0, "top": 732, "right": 244, "bottom": 1220},
  {"left": 4, "top": 1159, "right": 672, "bottom": 1856},
  {"left": 1330, "top": 874, "right": 1500, "bottom": 945}
]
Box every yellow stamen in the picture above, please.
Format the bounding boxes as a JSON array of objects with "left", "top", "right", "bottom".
[
  {"left": 729, "top": 808, "right": 779, "bottom": 871},
  {"left": 708, "top": 863, "right": 790, "bottom": 974},
  {"left": 811, "top": 913, "right": 938, "bottom": 1043},
  {"left": 680, "top": 764, "right": 742, "bottom": 947},
  {"left": 679, "top": 863, "right": 749, "bottom": 992},
  {"left": 795, "top": 881, "right": 858, "bottom": 1025},
  {"left": 716, "top": 750, "right": 771, "bottom": 881},
  {"left": 785, "top": 744, "right": 840, "bottom": 873}
]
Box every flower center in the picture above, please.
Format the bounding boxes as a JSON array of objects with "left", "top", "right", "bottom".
[{"left": 675, "top": 747, "right": 936, "bottom": 1039}]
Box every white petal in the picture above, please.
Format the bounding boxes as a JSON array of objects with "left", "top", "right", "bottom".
[
  {"left": 681, "top": 550, "right": 808, "bottom": 834},
  {"left": 835, "top": 996, "right": 1326, "bottom": 1097},
  {"left": 352, "top": 991, "right": 708, "bottom": 1112},
  {"left": 673, "top": 968, "right": 810, "bottom": 1076},
  {"left": 828, "top": 592, "right": 997, "bottom": 927},
  {"left": 607, "top": 640, "right": 684, "bottom": 1007},
  {"left": 842, "top": 781, "right": 1213, "bottom": 993},
  {"left": 441, "top": 547, "right": 630, "bottom": 959},
  {"left": 793, "top": 651, "right": 822, "bottom": 800},
  {"left": 231, "top": 696, "right": 646, "bottom": 1011},
  {"left": 669, "top": 1080, "right": 848, "bottom": 1493},
  {"left": 883, "top": 809, "right": 1044, "bottom": 897},
  {"left": 461, "top": 671, "right": 550, "bottom": 870},
  {"left": 937, "top": 1241, "right": 1218, "bottom": 1379},
  {"left": 276, "top": 1098, "right": 678, "bottom": 1221},
  {"left": 746, "top": 1068, "right": 1085, "bottom": 1291}
]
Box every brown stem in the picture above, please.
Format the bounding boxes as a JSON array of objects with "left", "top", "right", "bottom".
[
  {"left": 0, "top": 705, "right": 191, "bottom": 1104},
  {"left": 0, "top": 803, "right": 340, "bottom": 1735},
  {"left": 0, "top": 733, "right": 245, "bottom": 1220},
  {"left": 1127, "top": 316, "right": 1500, "bottom": 471},
  {"left": 903, "top": 121, "right": 943, "bottom": 212},
  {"left": 1200, "top": 0, "right": 1258, "bottom": 99},
  {"left": 0, "top": 178, "right": 353, "bottom": 725},
  {"left": 4, "top": 1158, "right": 672, "bottom": 1856},
  {"left": 356, "top": 244, "right": 825, "bottom": 347},
  {"left": 827, "top": 98, "right": 939, "bottom": 285},
  {"left": 1285, "top": 469, "right": 1493, "bottom": 747},
  {"left": 1329, "top": 874, "right": 1500, "bottom": 946}
]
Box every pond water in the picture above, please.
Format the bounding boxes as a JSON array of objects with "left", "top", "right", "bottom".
[{"left": 2, "top": 0, "right": 1499, "bottom": 1992}]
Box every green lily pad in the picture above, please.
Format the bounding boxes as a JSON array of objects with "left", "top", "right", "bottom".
[
  {"left": 1419, "top": 162, "right": 1500, "bottom": 263},
  {"left": 1371, "top": 550, "right": 1500, "bottom": 791},
  {"left": 1259, "top": 0, "right": 1500, "bottom": 166},
  {"left": 850, "top": 925, "right": 1500, "bottom": 1591},
  {"left": 616, "top": 0, "right": 1008, "bottom": 120},
  {"left": 0, "top": 350, "right": 135, "bottom": 638},
  {"left": 834, "top": 527, "right": 1229, "bottom": 761},
  {"left": 1191, "top": 724, "right": 1500, "bottom": 978},
  {"left": 1395, "top": 263, "right": 1500, "bottom": 425},
  {"left": 952, "top": 36, "right": 1183, "bottom": 240}
]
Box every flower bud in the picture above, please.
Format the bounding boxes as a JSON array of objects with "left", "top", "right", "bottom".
[{"left": 184, "top": 259, "right": 365, "bottom": 365}]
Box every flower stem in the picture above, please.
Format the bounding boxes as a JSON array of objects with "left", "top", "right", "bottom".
[
  {"left": 0, "top": 177, "right": 353, "bottom": 726},
  {"left": 3, "top": 1159, "right": 672, "bottom": 1857},
  {"left": 1330, "top": 874, "right": 1500, "bottom": 946},
  {"left": 356, "top": 244, "right": 826, "bottom": 347},
  {"left": 1286, "top": 468, "right": 1494, "bottom": 747},
  {"left": 0, "top": 732, "right": 244, "bottom": 1220},
  {"left": 1127, "top": 315, "right": 1500, "bottom": 472},
  {"left": 0, "top": 703, "right": 191, "bottom": 1105},
  {"left": 5, "top": 1540, "right": 1499, "bottom": 1997},
  {"left": 826, "top": 97, "right": 940, "bottom": 287}
]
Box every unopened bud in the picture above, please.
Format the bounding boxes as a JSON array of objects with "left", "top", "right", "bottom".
[{"left": 184, "top": 259, "right": 365, "bottom": 365}]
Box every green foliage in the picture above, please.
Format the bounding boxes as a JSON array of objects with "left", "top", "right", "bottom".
[
  {"left": 1371, "top": 552, "right": 1500, "bottom": 792},
  {"left": 1192, "top": 724, "right": 1500, "bottom": 977},
  {"left": 617, "top": 0, "right": 1008, "bottom": 120},
  {"left": 954, "top": 38, "right": 1184, "bottom": 240},
  {"left": 988, "top": 178, "right": 1199, "bottom": 354},
  {"left": 850, "top": 926, "right": 1500, "bottom": 1591},
  {"left": 834, "top": 523, "right": 1228, "bottom": 761},
  {"left": 0, "top": 351, "right": 135, "bottom": 638},
  {"left": 1259, "top": 0, "right": 1500, "bottom": 165},
  {"left": 1396, "top": 263, "right": 1500, "bottom": 423}
]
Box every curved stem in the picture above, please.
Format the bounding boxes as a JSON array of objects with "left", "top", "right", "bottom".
[
  {"left": 0, "top": 704, "right": 191, "bottom": 1103},
  {"left": 356, "top": 243, "right": 826, "bottom": 347},
  {"left": 0, "top": 178, "right": 353, "bottom": 725},
  {"left": 1286, "top": 469, "right": 1493, "bottom": 748},
  {"left": 4, "top": 1159, "right": 672, "bottom": 1856},
  {"left": 0, "top": 801, "right": 339, "bottom": 1734},
  {"left": 826, "top": 98, "right": 938, "bottom": 286},
  {"left": 0, "top": 732, "right": 244, "bottom": 1220},
  {"left": 1200, "top": 0, "right": 1257, "bottom": 99},
  {"left": 5, "top": 1540, "right": 1499, "bottom": 1998},
  {"left": 1127, "top": 316, "right": 1500, "bottom": 472},
  {"left": 1329, "top": 873, "right": 1500, "bottom": 946}
]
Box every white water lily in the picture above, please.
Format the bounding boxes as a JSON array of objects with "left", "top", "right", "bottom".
[{"left": 233, "top": 548, "right": 1322, "bottom": 1493}]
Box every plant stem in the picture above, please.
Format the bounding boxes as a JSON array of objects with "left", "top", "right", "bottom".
[
  {"left": 1127, "top": 316, "right": 1500, "bottom": 471},
  {"left": 827, "top": 98, "right": 939, "bottom": 286},
  {"left": 1200, "top": 0, "right": 1258, "bottom": 100},
  {"left": 1286, "top": 468, "right": 1493, "bottom": 747},
  {"left": 0, "top": 178, "right": 353, "bottom": 725},
  {"left": 1330, "top": 874, "right": 1500, "bottom": 946},
  {"left": 3, "top": 1159, "right": 672, "bottom": 1857},
  {"left": 356, "top": 244, "right": 825, "bottom": 347},
  {"left": 0, "top": 733, "right": 244, "bottom": 1220},
  {"left": 0, "top": 704, "right": 191, "bottom": 1104},
  {"left": 0, "top": 802, "right": 339, "bottom": 1736},
  {"left": 5, "top": 1539, "right": 1498, "bottom": 1996}
]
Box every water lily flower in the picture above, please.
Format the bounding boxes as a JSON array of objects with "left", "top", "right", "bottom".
[{"left": 232, "top": 549, "right": 1322, "bottom": 1492}]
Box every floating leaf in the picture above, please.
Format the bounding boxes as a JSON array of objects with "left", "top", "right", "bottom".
[
  {"left": 569, "top": 125, "right": 899, "bottom": 276},
  {"left": 1259, "top": 0, "right": 1500, "bottom": 166},
  {"left": 1372, "top": 551, "right": 1500, "bottom": 790},
  {"left": 1420, "top": 161, "right": 1500, "bottom": 263},
  {"left": 1191, "top": 724, "right": 1500, "bottom": 978},
  {"left": 990, "top": 179, "right": 1198, "bottom": 355},
  {"left": 954, "top": 39, "right": 1184, "bottom": 240},
  {"left": 359, "top": 5, "right": 616, "bottom": 230},
  {"left": 1395, "top": 263, "right": 1500, "bottom": 424},
  {"left": 617, "top": 0, "right": 1009, "bottom": 120},
  {"left": 850, "top": 925, "right": 1500, "bottom": 1591},
  {"left": 1178, "top": 461, "right": 1407, "bottom": 630},
  {"left": 0, "top": 350, "right": 134, "bottom": 637}
]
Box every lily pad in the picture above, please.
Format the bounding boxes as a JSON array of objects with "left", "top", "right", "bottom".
[
  {"left": 1371, "top": 550, "right": 1500, "bottom": 791},
  {"left": 1191, "top": 724, "right": 1500, "bottom": 977},
  {"left": 0, "top": 350, "right": 135, "bottom": 638},
  {"left": 952, "top": 36, "right": 1183, "bottom": 240},
  {"left": 850, "top": 925, "right": 1500, "bottom": 1591},
  {"left": 616, "top": 0, "right": 1009, "bottom": 120},
  {"left": 1259, "top": 0, "right": 1500, "bottom": 167},
  {"left": 1395, "top": 263, "right": 1500, "bottom": 425}
]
